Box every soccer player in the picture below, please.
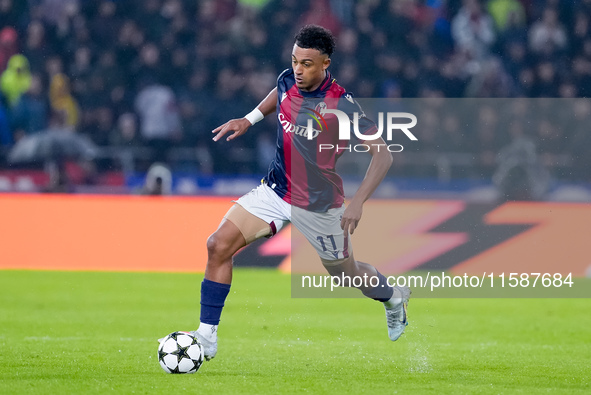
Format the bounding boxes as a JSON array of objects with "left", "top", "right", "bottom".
[{"left": 194, "top": 25, "right": 410, "bottom": 360}]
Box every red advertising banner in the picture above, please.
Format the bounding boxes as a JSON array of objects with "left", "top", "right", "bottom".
[{"left": 0, "top": 195, "right": 588, "bottom": 277}]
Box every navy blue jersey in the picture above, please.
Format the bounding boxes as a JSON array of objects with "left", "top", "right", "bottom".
[{"left": 264, "top": 69, "right": 377, "bottom": 212}]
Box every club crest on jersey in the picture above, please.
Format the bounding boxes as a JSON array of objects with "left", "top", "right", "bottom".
[{"left": 315, "top": 101, "right": 327, "bottom": 113}]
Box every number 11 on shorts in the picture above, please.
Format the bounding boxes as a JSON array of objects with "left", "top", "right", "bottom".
[{"left": 317, "top": 235, "right": 337, "bottom": 252}]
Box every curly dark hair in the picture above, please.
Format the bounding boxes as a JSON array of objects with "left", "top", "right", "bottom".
[{"left": 294, "top": 25, "right": 336, "bottom": 57}]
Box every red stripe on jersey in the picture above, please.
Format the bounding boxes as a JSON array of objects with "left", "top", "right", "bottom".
[
  {"left": 315, "top": 93, "right": 344, "bottom": 209},
  {"left": 285, "top": 84, "right": 309, "bottom": 207}
]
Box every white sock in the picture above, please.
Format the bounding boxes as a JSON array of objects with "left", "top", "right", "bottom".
[
  {"left": 197, "top": 323, "right": 218, "bottom": 341},
  {"left": 383, "top": 288, "right": 402, "bottom": 309}
]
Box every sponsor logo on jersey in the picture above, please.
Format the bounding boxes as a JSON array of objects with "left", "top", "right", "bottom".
[{"left": 278, "top": 112, "right": 322, "bottom": 139}]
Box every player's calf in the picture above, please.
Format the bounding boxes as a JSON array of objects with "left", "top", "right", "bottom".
[{"left": 322, "top": 257, "right": 411, "bottom": 340}]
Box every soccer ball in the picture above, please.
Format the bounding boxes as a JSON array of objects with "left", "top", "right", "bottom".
[{"left": 157, "top": 331, "right": 204, "bottom": 374}]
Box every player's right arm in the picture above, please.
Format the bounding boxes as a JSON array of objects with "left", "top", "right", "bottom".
[{"left": 212, "top": 88, "right": 277, "bottom": 142}]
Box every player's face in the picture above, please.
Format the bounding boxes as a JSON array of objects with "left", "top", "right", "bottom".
[{"left": 291, "top": 44, "right": 331, "bottom": 92}]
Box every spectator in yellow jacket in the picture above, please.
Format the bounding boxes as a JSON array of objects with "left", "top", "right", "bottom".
[
  {"left": 0, "top": 54, "right": 32, "bottom": 107},
  {"left": 49, "top": 73, "right": 79, "bottom": 129}
]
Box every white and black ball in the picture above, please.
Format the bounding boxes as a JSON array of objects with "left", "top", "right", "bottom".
[{"left": 157, "top": 331, "right": 204, "bottom": 374}]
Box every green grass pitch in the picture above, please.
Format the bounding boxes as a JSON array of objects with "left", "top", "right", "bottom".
[{"left": 0, "top": 269, "right": 589, "bottom": 394}]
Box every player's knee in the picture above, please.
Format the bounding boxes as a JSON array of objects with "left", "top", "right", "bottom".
[
  {"left": 322, "top": 256, "right": 356, "bottom": 274},
  {"left": 206, "top": 232, "right": 232, "bottom": 261}
]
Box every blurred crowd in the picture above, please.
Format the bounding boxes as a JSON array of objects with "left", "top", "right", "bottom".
[{"left": 0, "top": 0, "right": 589, "bottom": 182}]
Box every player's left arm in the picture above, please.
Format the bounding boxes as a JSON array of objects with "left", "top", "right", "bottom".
[{"left": 340, "top": 137, "right": 393, "bottom": 235}]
